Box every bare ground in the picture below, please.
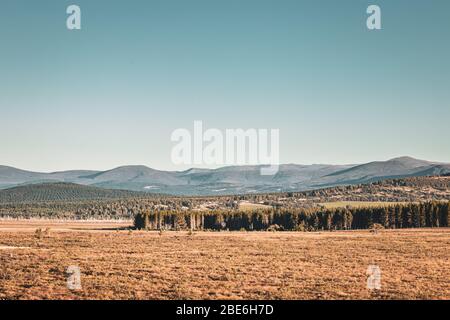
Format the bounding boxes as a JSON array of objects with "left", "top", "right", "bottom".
[{"left": 0, "top": 221, "right": 449, "bottom": 300}]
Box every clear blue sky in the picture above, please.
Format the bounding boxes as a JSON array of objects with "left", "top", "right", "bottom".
[{"left": 1, "top": 0, "right": 449, "bottom": 172}]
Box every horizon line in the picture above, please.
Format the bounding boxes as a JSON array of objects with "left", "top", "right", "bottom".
[{"left": 1, "top": 156, "right": 445, "bottom": 174}]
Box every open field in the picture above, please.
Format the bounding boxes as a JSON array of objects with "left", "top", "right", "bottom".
[
  {"left": 239, "top": 201, "right": 273, "bottom": 211},
  {"left": 318, "top": 201, "right": 410, "bottom": 209},
  {"left": 0, "top": 220, "right": 131, "bottom": 233},
  {"left": 0, "top": 221, "right": 449, "bottom": 300}
]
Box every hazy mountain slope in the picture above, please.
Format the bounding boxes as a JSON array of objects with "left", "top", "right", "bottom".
[
  {"left": 79, "top": 165, "right": 187, "bottom": 191},
  {"left": 0, "top": 166, "right": 47, "bottom": 189},
  {"left": 0, "top": 166, "right": 99, "bottom": 188},
  {"left": 47, "top": 170, "right": 100, "bottom": 182},
  {"left": 0, "top": 157, "right": 449, "bottom": 195},
  {"left": 271, "top": 164, "right": 354, "bottom": 184},
  {"left": 412, "top": 164, "right": 450, "bottom": 177},
  {"left": 319, "top": 157, "right": 436, "bottom": 185}
]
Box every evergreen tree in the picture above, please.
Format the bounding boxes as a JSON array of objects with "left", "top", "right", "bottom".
[
  {"left": 419, "top": 204, "right": 426, "bottom": 228},
  {"left": 395, "top": 205, "right": 402, "bottom": 228},
  {"left": 403, "top": 206, "right": 413, "bottom": 228},
  {"left": 412, "top": 204, "right": 421, "bottom": 228},
  {"left": 380, "top": 207, "right": 389, "bottom": 228},
  {"left": 445, "top": 202, "right": 450, "bottom": 227},
  {"left": 431, "top": 204, "right": 440, "bottom": 228}
]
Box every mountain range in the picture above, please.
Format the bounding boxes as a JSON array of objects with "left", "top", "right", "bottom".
[{"left": 1, "top": 157, "right": 449, "bottom": 196}]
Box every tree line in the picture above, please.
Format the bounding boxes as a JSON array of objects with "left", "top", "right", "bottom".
[{"left": 134, "top": 201, "right": 450, "bottom": 231}]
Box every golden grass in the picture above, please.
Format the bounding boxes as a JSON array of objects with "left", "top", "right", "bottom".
[
  {"left": 239, "top": 201, "right": 272, "bottom": 211},
  {"left": 318, "top": 201, "right": 409, "bottom": 209},
  {"left": 0, "top": 221, "right": 449, "bottom": 300}
]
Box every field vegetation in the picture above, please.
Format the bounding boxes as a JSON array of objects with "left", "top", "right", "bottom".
[
  {"left": 0, "top": 222, "right": 448, "bottom": 300},
  {"left": 319, "top": 201, "right": 410, "bottom": 209},
  {"left": 0, "top": 176, "right": 449, "bottom": 300}
]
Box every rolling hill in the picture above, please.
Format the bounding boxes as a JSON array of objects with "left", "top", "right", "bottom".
[
  {"left": 0, "top": 156, "right": 449, "bottom": 195},
  {"left": 0, "top": 183, "right": 149, "bottom": 203}
]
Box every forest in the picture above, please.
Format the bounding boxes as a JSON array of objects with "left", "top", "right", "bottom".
[
  {"left": 134, "top": 201, "right": 450, "bottom": 231},
  {"left": 1, "top": 177, "right": 449, "bottom": 233}
]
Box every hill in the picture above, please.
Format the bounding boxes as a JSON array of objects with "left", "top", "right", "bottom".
[
  {"left": 0, "top": 183, "right": 150, "bottom": 203},
  {"left": 0, "top": 176, "right": 448, "bottom": 219}
]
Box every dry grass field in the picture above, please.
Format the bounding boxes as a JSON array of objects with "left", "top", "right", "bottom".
[
  {"left": 318, "top": 201, "right": 409, "bottom": 209},
  {"left": 239, "top": 201, "right": 273, "bottom": 211},
  {"left": 0, "top": 220, "right": 449, "bottom": 300}
]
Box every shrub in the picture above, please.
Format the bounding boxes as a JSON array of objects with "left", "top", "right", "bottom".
[
  {"left": 370, "top": 223, "right": 384, "bottom": 234},
  {"left": 267, "top": 224, "right": 283, "bottom": 232},
  {"left": 134, "top": 211, "right": 150, "bottom": 230}
]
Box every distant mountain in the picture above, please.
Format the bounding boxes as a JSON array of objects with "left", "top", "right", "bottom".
[
  {"left": 0, "top": 182, "right": 148, "bottom": 203},
  {"left": 0, "top": 166, "right": 46, "bottom": 189},
  {"left": 0, "top": 166, "right": 99, "bottom": 189},
  {"left": 1, "top": 157, "right": 449, "bottom": 196},
  {"left": 80, "top": 165, "right": 186, "bottom": 188},
  {"left": 317, "top": 156, "right": 437, "bottom": 186}
]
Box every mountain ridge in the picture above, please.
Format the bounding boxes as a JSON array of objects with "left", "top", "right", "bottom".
[{"left": 1, "top": 156, "right": 449, "bottom": 195}]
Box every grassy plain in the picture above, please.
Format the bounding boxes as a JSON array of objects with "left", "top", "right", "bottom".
[
  {"left": 319, "top": 201, "right": 409, "bottom": 209},
  {"left": 0, "top": 220, "right": 449, "bottom": 300},
  {"left": 238, "top": 201, "right": 273, "bottom": 211}
]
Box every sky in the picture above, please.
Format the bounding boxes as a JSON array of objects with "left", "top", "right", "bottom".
[{"left": 1, "top": 0, "right": 449, "bottom": 172}]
